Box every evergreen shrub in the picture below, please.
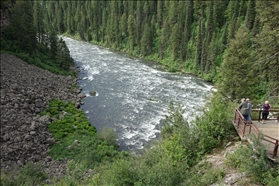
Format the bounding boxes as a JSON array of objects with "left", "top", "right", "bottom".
[{"left": 0, "top": 162, "right": 47, "bottom": 186}]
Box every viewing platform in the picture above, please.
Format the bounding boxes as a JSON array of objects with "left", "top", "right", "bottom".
[{"left": 233, "top": 107, "right": 279, "bottom": 160}]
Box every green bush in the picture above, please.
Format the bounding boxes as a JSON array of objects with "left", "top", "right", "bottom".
[
  {"left": 225, "top": 133, "right": 279, "bottom": 185},
  {"left": 195, "top": 93, "right": 236, "bottom": 154},
  {"left": 98, "top": 127, "right": 118, "bottom": 147},
  {"left": 0, "top": 162, "right": 47, "bottom": 186},
  {"left": 182, "top": 162, "right": 225, "bottom": 185}
]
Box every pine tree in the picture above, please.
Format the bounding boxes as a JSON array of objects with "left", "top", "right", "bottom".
[
  {"left": 200, "top": 18, "right": 207, "bottom": 72},
  {"left": 254, "top": 1, "right": 279, "bottom": 96},
  {"left": 193, "top": 0, "right": 206, "bottom": 20},
  {"left": 205, "top": 32, "right": 217, "bottom": 73},
  {"left": 135, "top": 1, "right": 144, "bottom": 48},
  {"left": 127, "top": 14, "right": 136, "bottom": 50},
  {"left": 33, "top": 1, "right": 46, "bottom": 44},
  {"left": 159, "top": 18, "right": 171, "bottom": 60},
  {"left": 169, "top": 1, "right": 179, "bottom": 25},
  {"left": 195, "top": 18, "right": 203, "bottom": 71},
  {"left": 206, "top": 1, "right": 214, "bottom": 43},
  {"left": 181, "top": 0, "right": 193, "bottom": 61},
  {"left": 56, "top": 2, "right": 65, "bottom": 33},
  {"left": 120, "top": 12, "right": 128, "bottom": 42},
  {"left": 157, "top": 0, "right": 164, "bottom": 28},
  {"left": 48, "top": 28, "right": 59, "bottom": 58},
  {"left": 214, "top": 1, "right": 229, "bottom": 28},
  {"left": 101, "top": 8, "right": 107, "bottom": 43},
  {"left": 220, "top": 22, "right": 228, "bottom": 53},
  {"left": 170, "top": 23, "right": 180, "bottom": 60},
  {"left": 140, "top": 23, "right": 151, "bottom": 57},
  {"left": 6, "top": 0, "right": 36, "bottom": 52},
  {"left": 245, "top": 0, "right": 256, "bottom": 30},
  {"left": 201, "top": 36, "right": 208, "bottom": 72},
  {"left": 218, "top": 26, "right": 253, "bottom": 100},
  {"left": 56, "top": 38, "right": 73, "bottom": 70},
  {"left": 66, "top": 4, "right": 73, "bottom": 34}
]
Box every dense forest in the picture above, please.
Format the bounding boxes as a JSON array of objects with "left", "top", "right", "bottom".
[
  {"left": 1, "top": 0, "right": 74, "bottom": 76},
  {"left": 1, "top": 0, "right": 278, "bottom": 101},
  {"left": 1, "top": 0, "right": 279, "bottom": 185},
  {"left": 43, "top": 0, "right": 279, "bottom": 101}
]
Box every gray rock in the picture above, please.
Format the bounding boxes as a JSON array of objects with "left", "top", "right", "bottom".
[
  {"left": 14, "top": 103, "right": 19, "bottom": 109},
  {"left": 35, "top": 99, "right": 44, "bottom": 107},
  {"left": 10, "top": 83, "right": 18, "bottom": 90},
  {"left": 3, "top": 134, "right": 10, "bottom": 141},
  {"left": 39, "top": 115, "right": 51, "bottom": 123},
  {"left": 24, "top": 135, "right": 31, "bottom": 141},
  {"left": 78, "top": 93, "right": 86, "bottom": 98},
  {"left": 46, "top": 138, "right": 56, "bottom": 145},
  {"left": 22, "top": 103, "right": 28, "bottom": 109},
  {"left": 30, "top": 121, "right": 36, "bottom": 130}
]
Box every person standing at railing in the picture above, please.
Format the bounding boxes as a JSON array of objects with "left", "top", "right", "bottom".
[
  {"left": 261, "top": 100, "right": 271, "bottom": 124},
  {"left": 238, "top": 98, "right": 249, "bottom": 121},
  {"left": 246, "top": 98, "right": 252, "bottom": 124}
]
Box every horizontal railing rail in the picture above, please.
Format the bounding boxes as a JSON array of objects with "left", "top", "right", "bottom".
[
  {"left": 249, "top": 107, "right": 279, "bottom": 122},
  {"left": 233, "top": 108, "right": 279, "bottom": 158}
]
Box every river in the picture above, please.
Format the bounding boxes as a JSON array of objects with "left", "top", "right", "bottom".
[{"left": 63, "top": 37, "right": 213, "bottom": 152}]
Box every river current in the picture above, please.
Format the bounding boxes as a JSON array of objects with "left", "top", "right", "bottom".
[{"left": 63, "top": 37, "right": 213, "bottom": 152}]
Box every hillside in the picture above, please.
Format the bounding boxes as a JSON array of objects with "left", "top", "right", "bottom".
[{"left": 0, "top": 53, "right": 83, "bottom": 181}]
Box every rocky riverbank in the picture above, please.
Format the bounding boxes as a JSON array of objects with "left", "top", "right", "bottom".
[{"left": 0, "top": 53, "right": 85, "bottom": 179}]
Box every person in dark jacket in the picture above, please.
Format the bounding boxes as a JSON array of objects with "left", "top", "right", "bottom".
[
  {"left": 238, "top": 98, "right": 249, "bottom": 121},
  {"left": 246, "top": 98, "right": 252, "bottom": 124},
  {"left": 261, "top": 100, "right": 271, "bottom": 124}
]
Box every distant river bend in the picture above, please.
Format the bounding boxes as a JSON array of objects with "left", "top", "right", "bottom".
[{"left": 63, "top": 37, "right": 213, "bottom": 152}]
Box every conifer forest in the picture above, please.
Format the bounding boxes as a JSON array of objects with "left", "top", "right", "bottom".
[
  {"left": 1, "top": 0, "right": 278, "bottom": 101},
  {"left": 43, "top": 0, "right": 279, "bottom": 101}
]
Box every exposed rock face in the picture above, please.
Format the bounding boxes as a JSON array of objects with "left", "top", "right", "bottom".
[{"left": 0, "top": 54, "right": 83, "bottom": 179}]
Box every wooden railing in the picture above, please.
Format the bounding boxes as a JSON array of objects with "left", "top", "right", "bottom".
[
  {"left": 254, "top": 106, "right": 279, "bottom": 122},
  {"left": 233, "top": 108, "right": 279, "bottom": 158}
]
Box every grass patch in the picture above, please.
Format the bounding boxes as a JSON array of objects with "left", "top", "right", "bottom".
[{"left": 41, "top": 99, "right": 129, "bottom": 170}]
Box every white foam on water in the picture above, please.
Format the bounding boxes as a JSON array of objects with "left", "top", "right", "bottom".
[{"left": 88, "top": 75, "right": 94, "bottom": 81}]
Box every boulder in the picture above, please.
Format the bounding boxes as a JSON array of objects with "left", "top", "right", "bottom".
[{"left": 90, "top": 90, "right": 97, "bottom": 96}]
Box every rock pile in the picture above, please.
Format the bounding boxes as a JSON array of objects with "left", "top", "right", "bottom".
[{"left": 0, "top": 54, "right": 83, "bottom": 178}]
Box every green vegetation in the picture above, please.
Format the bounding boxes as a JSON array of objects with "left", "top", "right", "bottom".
[
  {"left": 42, "top": 99, "right": 129, "bottom": 168},
  {"left": 1, "top": 0, "right": 279, "bottom": 185},
  {"left": 1, "top": 94, "right": 278, "bottom": 185},
  {"left": 0, "top": 0, "right": 75, "bottom": 76},
  {"left": 0, "top": 99, "right": 129, "bottom": 185},
  {"left": 0, "top": 162, "right": 47, "bottom": 186},
  {"left": 225, "top": 133, "right": 279, "bottom": 185}
]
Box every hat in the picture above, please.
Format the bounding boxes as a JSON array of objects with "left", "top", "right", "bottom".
[
  {"left": 246, "top": 98, "right": 250, "bottom": 101},
  {"left": 265, "top": 100, "right": 269, "bottom": 104}
]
